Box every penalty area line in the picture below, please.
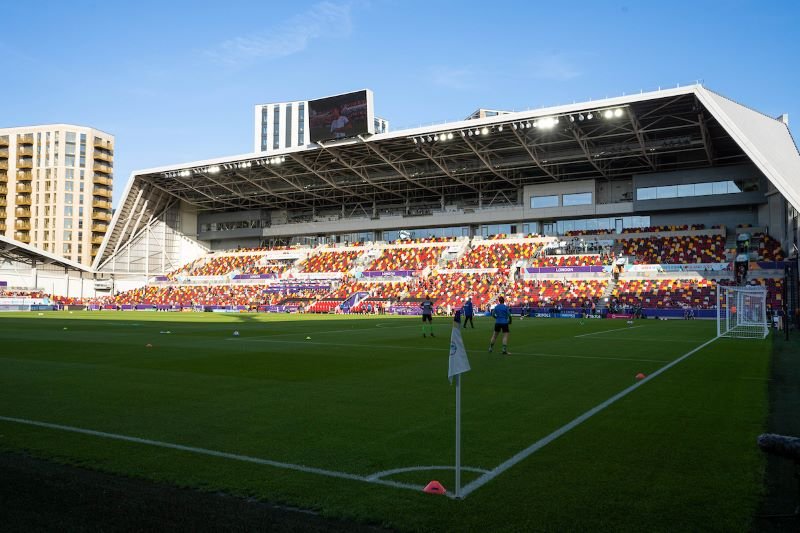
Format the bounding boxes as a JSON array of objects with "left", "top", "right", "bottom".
[{"left": 459, "top": 335, "right": 719, "bottom": 498}]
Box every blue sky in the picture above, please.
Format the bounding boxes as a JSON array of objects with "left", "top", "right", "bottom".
[{"left": 1, "top": 0, "right": 798, "bottom": 208}]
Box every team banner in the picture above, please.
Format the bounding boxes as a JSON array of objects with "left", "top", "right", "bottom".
[
  {"left": 525, "top": 266, "right": 604, "bottom": 274},
  {"left": 361, "top": 270, "right": 418, "bottom": 278},
  {"left": 232, "top": 274, "right": 279, "bottom": 280}
]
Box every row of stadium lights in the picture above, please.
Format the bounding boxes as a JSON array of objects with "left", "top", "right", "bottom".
[
  {"left": 163, "top": 156, "right": 288, "bottom": 178},
  {"left": 412, "top": 107, "right": 625, "bottom": 144}
]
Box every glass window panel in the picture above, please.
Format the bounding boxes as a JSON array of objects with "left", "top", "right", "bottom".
[
  {"left": 694, "top": 182, "right": 713, "bottom": 196},
  {"left": 712, "top": 181, "right": 729, "bottom": 195},
  {"left": 728, "top": 180, "right": 742, "bottom": 194},
  {"left": 562, "top": 192, "right": 592, "bottom": 206},
  {"left": 677, "top": 184, "right": 694, "bottom": 197},
  {"left": 636, "top": 187, "right": 656, "bottom": 200},
  {"left": 656, "top": 185, "right": 677, "bottom": 199},
  {"left": 531, "top": 195, "right": 559, "bottom": 208}
]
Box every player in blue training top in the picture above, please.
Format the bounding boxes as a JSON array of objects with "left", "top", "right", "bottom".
[
  {"left": 489, "top": 296, "right": 511, "bottom": 355},
  {"left": 462, "top": 297, "right": 475, "bottom": 329},
  {"left": 420, "top": 296, "right": 434, "bottom": 337}
]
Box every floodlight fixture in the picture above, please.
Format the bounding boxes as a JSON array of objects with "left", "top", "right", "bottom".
[
  {"left": 447, "top": 132, "right": 454, "bottom": 140},
  {"left": 481, "top": 127, "right": 489, "bottom": 135},
  {"left": 614, "top": 108, "right": 623, "bottom": 117}
]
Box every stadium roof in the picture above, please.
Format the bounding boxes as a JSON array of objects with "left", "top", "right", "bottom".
[
  {"left": 95, "top": 84, "right": 800, "bottom": 269},
  {"left": 0, "top": 234, "right": 91, "bottom": 272}
]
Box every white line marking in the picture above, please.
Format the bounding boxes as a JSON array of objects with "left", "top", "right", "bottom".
[
  {"left": 0, "top": 415, "right": 421, "bottom": 492},
  {"left": 574, "top": 325, "right": 644, "bottom": 338},
  {"left": 229, "top": 338, "right": 665, "bottom": 363},
  {"left": 459, "top": 335, "right": 719, "bottom": 498},
  {"left": 366, "top": 465, "right": 489, "bottom": 481}
]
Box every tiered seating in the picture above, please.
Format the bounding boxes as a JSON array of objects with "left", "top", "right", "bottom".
[
  {"left": 612, "top": 279, "right": 718, "bottom": 309},
  {"left": 240, "top": 260, "right": 294, "bottom": 276},
  {"left": 754, "top": 233, "right": 785, "bottom": 261},
  {"left": 112, "top": 283, "right": 328, "bottom": 308},
  {"left": 564, "top": 229, "right": 614, "bottom": 237},
  {"left": 367, "top": 246, "right": 444, "bottom": 271},
  {"left": 391, "top": 237, "right": 456, "bottom": 244},
  {"left": 747, "top": 278, "right": 784, "bottom": 309},
  {"left": 308, "top": 300, "right": 343, "bottom": 313},
  {"left": 406, "top": 272, "right": 508, "bottom": 309},
  {"left": 621, "top": 224, "right": 704, "bottom": 233},
  {"left": 188, "top": 254, "right": 262, "bottom": 276},
  {"left": 507, "top": 280, "right": 607, "bottom": 308},
  {"left": 621, "top": 235, "right": 726, "bottom": 264},
  {"left": 452, "top": 242, "right": 542, "bottom": 269},
  {"left": 530, "top": 255, "right": 610, "bottom": 267},
  {"left": 300, "top": 250, "right": 362, "bottom": 273},
  {"left": 0, "top": 289, "right": 46, "bottom": 298}
]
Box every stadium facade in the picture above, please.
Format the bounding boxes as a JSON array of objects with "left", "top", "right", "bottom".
[
  {"left": 1, "top": 84, "right": 798, "bottom": 314},
  {"left": 99, "top": 85, "right": 798, "bottom": 271}
]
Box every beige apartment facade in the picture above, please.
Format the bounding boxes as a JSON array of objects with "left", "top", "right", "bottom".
[{"left": 0, "top": 124, "right": 113, "bottom": 266}]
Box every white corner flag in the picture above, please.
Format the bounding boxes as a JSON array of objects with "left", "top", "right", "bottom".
[{"left": 448, "top": 311, "right": 470, "bottom": 383}]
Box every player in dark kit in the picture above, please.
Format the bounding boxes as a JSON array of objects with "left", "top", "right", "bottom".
[
  {"left": 489, "top": 296, "right": 511, "bottom": 355},
  {"left": 462, "top": 297, "right": 475, "bottom": 329},
  {"left": 421, "top": 296, "right": 434, "bottom": 337}
]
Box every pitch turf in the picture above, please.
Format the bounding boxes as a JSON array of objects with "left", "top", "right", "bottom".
[{"left": 0, "top": 311, "right": 771, "bottom": 531}]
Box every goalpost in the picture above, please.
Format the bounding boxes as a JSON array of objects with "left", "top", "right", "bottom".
[{"left": 717, "top": 285, "right": 769, "bottom": 339}]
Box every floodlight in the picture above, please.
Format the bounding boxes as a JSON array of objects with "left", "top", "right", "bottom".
[
  {"left": 614, "top": 108, "right": 623, "bottom": 117},
  {"left": 512, "top": 124, "right": 518, "bottom": 130},
  {"left": 433, "top": 135, "right": 439, "bottom": 141},
  {"left": 481, "top": 127, "right": 489, "bottom": 135},
  {"left": 447, "top": 132, "right": 454, "bottom": 140},
  {"left": 468, "top": 130, "right": 473, "bottom": 136},
  {"left": 413, "top": 138, "right": 418, "bottom": 144},
  {"left": 587, "top": 112, "right": 594, "bottom": 119},
  {"left": 578, "top": 114, "right": 585, "bottom": 121},
  {"left": 497, "top": 125, "right": 503, "bottom": 132},
  {"left": 603, "top": 110, "right": 613, "bottom": 119},
  {"left": 208, "top": 165, "right": 220, "bottom": 174},
  {"left": 427, "top": 136, "right": 433, "bottom": 142},
  {"left": 569, "top": 115, "right": 575, "bottom": 122}
]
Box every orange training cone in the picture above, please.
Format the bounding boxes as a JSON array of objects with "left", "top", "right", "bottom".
[
  {"left": 423, "top": 480, "right": 447, "bottom": 495},
  {"left": 635, "top": 372, "right": 646, "bottom": 380}
]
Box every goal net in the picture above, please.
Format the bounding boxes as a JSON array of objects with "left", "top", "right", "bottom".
[{"left": 717, "top": 285, "right": 769, "bottom": 339}]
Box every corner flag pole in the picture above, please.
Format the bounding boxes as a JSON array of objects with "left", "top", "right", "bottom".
[{"left": 455, "top": 372, "right": 462, "bottom": 498}]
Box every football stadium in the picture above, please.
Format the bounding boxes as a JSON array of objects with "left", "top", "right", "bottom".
[{"left": 2, "top": 84, "right": 800, "bottom": 531}]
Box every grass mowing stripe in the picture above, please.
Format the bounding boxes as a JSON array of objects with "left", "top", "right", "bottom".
[
  {"left": 574, "top": 325, "right": 644, "bottom": 338},
  {"left": 231, "top": 337, "right": 668, "bottom": 363},
  {"left": 0, "top": 415, "right": 425, "bottom": 493},
  {"left": 460, "top": 335, "right": 719, "bottom": 498}
]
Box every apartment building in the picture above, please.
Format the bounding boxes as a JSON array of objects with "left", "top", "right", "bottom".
[{"left": 0, "top": 124, "right": 114, "bottom": 266}]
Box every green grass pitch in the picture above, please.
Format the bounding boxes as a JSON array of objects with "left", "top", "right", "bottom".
[{"left": 0, "top": 311, "right": 771, "bottom": 531}]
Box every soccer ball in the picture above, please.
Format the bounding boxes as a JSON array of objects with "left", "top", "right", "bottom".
[
  {"left": 233, "top": 330, "right": 240, "bottom": 337},
  {"left": 626, "top": 320, "right": 634, "bottom": 325},
  {"left": 145, "top": 343, "right": 153, "bottom": 348}
]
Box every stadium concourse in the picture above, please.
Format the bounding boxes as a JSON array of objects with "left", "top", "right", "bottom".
[{"left": 1, "top": 225, "right": 786, "bottom": 324}]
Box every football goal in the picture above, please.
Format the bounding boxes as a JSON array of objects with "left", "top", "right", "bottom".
[{"left": 717, "top": 285, "right": 769, "bottom": 339}]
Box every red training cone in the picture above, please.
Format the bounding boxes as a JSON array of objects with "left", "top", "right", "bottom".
[
  {"left": 635, "top": 372, "right": 646, "bottom": 380},
  {"left": 423, "top": 480, "right": 447, "bottom": 495}
]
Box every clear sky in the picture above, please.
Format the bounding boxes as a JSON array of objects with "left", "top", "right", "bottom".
[{"left": 1, "top": 0, "right": 798, "bottom": 208}]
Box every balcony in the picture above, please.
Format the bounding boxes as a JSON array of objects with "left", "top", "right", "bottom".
[
  {"left": 0, "top": 161, "right": 7, "bottom": 171},
  {"left": 15, "top": 208, "right": 31, "bottom": 218},
  {"left": 92, "top": 186, "right": 112, "bottom": 198},
  {"left": 16, "top": 134, "right": 34, "bottom": 145},
  {"left": 16, "top": 157, "right": 33, "bottom": 169},
  {"left": 92, "top": 210, "right": 112, "bottom": 221},
  {"left": 0, "top": 209, "right": 6, "bottom": 218},
  {"left": 17, "top": 146, "right": 34, "bottom": 157},
  {"left": 0, "top": 223, "right": 5, "bottom": 232},
  {"left": 92, "top": 236, "right": 104, "bottom": 245},
  {"left": 91, "top": 223, "right": 108, "bottom": 233},
  {"left": 14, "top": 232, "right": 31, "bottom": 243},
  {"left": 0, "top": 185, "right": 7, "bottom": 194},
  {"left": 92, "top": 199, "right": 112, "bottom": 210},
  {"left": 16, "top": 183, "right": 32, "bottom": 193},
  {"left": 0, "top": 148, "right": 8, "bottom": 158},
  {"left": 15, "top": 194, "right": 32, "bottom": 206},
  {"left": 0, "top": 135, "right": 9, "bottom": 147},
  {"left": 0, "top": 171, "right": 7, "bottom": 183},
  {"left": 93, "top": 175, "right": 113, "bottom": 186},
  {"left": 93, "top": 162, "right": 113, "bottom": 175},
  {"left": 93, "top": 137, "right": 113, "bottom": 151},
  {"left": 93, "top": 150, "right": 113, "bottom": 163},
  {"left": 0, "top": 198, "right": 6, "bottom": 207},
  {"left": 16, "top": 170, "right": 32, "bottom": 181},
  {"left": 15, "top": 220, "right": 31, "bottom": 231}
]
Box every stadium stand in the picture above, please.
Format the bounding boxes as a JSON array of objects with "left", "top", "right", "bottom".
[
  {"left": 367, "top": 246, "right": 444, "bottom": 271},
  {"left": 620, "top": 234, "right": 727, "bottom": 264},
  {"left": 451, "top": 241, "right": 543, "bottom": 270},
  {"left": 300, "top": 250, "right": 363, "bottom": 273}
]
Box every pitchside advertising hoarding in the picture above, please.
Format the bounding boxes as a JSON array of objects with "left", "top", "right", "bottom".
[{"left": 308, "top": 89, "right": 374, "bottom": 143}]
